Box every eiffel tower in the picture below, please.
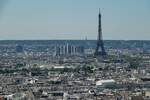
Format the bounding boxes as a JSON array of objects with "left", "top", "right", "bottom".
[{"left": 94, "top": 9, "right": 106, "bottom": 56}]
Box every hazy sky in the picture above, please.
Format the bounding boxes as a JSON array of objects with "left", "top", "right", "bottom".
[{"left": 0, "top": 0, "right": 150, "bottom": 40}]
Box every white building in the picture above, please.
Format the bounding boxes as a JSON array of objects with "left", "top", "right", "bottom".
[{"left": 96, "top": 79, "right": 116, "bottom": 88}]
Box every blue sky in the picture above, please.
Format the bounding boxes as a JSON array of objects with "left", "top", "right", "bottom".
[{"left": 0, "top": 0, "right": 150, "bottom": 40}]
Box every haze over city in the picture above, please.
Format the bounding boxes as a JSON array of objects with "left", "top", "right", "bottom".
[{"left": 0, "top": 0, "right": 150, "bottom": 40}]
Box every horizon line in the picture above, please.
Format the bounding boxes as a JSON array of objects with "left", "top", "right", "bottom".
[{"left": 0, "top": 39, "right": 149, "bottom": 41}]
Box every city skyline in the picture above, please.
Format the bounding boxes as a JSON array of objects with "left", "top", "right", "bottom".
[{"left": 0, "top": 0, "right": 150, "bottom": 40}]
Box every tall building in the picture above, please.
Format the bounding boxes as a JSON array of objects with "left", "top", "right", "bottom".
[
  {"left": 94, "top": 9, "right": 106, "bottom": 56},
  {"left": 55, "top": 44, "right": 84, "bottom": 56}
]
